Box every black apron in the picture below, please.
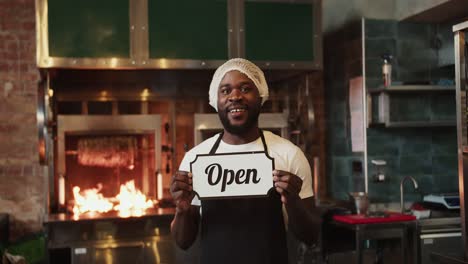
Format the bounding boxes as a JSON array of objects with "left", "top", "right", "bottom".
[{"left": 200, "top": 130, "right": 288, "bottom": 264}]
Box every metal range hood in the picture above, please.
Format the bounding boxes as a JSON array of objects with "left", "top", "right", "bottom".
[{"left": 36, "top": 0, "right": 323, "bottom": 71}]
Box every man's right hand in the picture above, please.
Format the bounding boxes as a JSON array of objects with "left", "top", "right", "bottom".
[{"left": 170, "top": 171, "right": 195, "bottom": 213}]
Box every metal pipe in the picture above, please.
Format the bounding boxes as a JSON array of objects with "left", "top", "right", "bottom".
[
  {"left": 400, "top": 176, "right": 418, "bottom": 213},
  {"left": 313, "top": 156, "right": 319, "bottom": 205}
]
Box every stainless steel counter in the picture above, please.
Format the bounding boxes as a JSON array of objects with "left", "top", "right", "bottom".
[
  {"left": 417, "top": 217, "right": 463, "bottom": 264},
  {"left": 44, "top": 208, "right": 176, "bottom": 264}
]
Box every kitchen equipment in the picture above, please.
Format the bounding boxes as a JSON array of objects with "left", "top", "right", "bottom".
[
  {"left": 349, "top": 192, "right": 369, "bottom": 215},
  {"left": 400, "top": 176, "right": 419, "bottom": 213},
  {"left": 423, "top": 194, "right": 460, "bottom": 209},
  {"left": 381, "top": 54, "right": 393, "bottom": 87},
  {"left": 333, "top": 212, "right": 416, "bottom": 224},
  {"left": 419, "top": 217, "right": 463, "bottom": 264}
]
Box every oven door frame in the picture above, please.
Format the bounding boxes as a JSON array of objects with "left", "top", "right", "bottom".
[{"left": 56, "top": 114, "right": 162, "bottom": 206}]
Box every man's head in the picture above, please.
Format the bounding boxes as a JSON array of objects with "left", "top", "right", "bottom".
[{"left": 209, "top": 58, "right": 269, "bottom": 135}]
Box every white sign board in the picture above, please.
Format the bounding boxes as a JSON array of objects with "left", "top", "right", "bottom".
[{"left": 190, "top": 152, "right": 274, "bottom": 199}]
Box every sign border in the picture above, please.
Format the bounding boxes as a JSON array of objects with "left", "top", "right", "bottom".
[{"left": 190, "top": 151, "right": 275, "bottom": 200}]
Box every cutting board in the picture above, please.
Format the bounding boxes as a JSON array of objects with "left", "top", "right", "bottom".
[{"left": 333, "top": 212, "right": 416, "bottom": 224}]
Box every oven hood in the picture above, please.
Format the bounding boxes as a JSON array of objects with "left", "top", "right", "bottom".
[{"left": 36, "top": 0, "right": 323, "bottom": 71}]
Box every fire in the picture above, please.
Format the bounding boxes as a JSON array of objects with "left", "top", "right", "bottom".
[
  {"left": 114, "top": 181, "right": 154, "bottom": 218},
  {"left": 72, "top": 184, "right": 113, "bottom": 215},
  {"left": 72, "top": 180, "right": 155, "bottom": 217}
]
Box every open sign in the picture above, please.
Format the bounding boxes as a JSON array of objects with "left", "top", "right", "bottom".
[{"left": 190, "top": 152, "right": 275, "bottom": 199}]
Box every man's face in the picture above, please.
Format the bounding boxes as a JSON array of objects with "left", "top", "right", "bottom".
[{"left": 217, "top": 70, "right": 262, "bottom": 135}]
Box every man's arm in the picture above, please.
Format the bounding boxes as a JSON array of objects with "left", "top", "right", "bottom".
[
  {"left": 285, "top": 196, "right": 322, "bottom": 245},
  {"left": 170, "top": 171, "right": 200, "bottom": 250},
  {"left": 171, "top": 205, "right": 200, "bottom": 250},
  {"left": 273, "top": 170, "right": 322, "bottom": 245}
]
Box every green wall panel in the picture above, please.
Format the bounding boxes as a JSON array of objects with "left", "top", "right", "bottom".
[
  {"left": 148, "top": 0, "right": 228, "bottom": 60},
  {"left": 245, "top": 2, "right": 314, "bottom": 61},
  {"left": 48, "top": 0, "right": 130, "bottom": 58}
]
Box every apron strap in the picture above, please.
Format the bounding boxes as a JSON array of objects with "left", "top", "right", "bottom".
[{"left": 209, "top": 131, "right": 224, "bottom": 155}]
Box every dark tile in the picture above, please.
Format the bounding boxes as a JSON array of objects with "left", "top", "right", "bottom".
[
  {"left": 398, "top": 68, "right": 432, "bottom": 83},
  {"left": 365, "top": 38, "right": 396, "bottom": 59},
  {"left": 327, "top": 122, "right": 348, "bottom": 138},
  {"left": 397, "top": 22, "right": 430, "bottom": 41},
  {"left": 368, "top": 183, "right": 389, "bottom": 202},
  {"left": 367, "top": 134, "right": 400, "bottom": 156},
  {"left": 432, "top": 129, "right": 457, "bottom": 155},
  {"left": 399, "top": 155, "right": 432, "bottom": 175},
  {"left": 415, "top": 174, "right": 435, "bottom": 194},
  {"left": 432, "top": 173, "right": 459, "bottom": 193},
  {"left": 389, "top": 94, "right": 431, "bottom": 122},
  {"left": 327, "top": 103, "right": 348, "bottom": 124},
  {"left": 430, "top": 93, "right": 456, "bottom": 121},
  {"left": 331, "top": 157, "right": 353, "bottom": 178},
  {"left": 398, "top": 56, "right": 437, "bottom": 74},
  {"left": 398, "top": 131, "right": 432, "bottom": 155},
  {"left": 365, "top": 19, "right": 397, "bottom": 38},
  {"left": 397, "top": 39, "right": 436, "bottom": 59},
  {"left": 330, "top": 137, "right": 351, "bottom": 156},
  {"left": 432, "top": 155, "right": 457, "bottom": 176},
  {"left": 366, "top": 77, "right": 383, "bottom": 90},
  {"left": 430, "top": 65, "right": 455, "bottom": 81},
  {"left": 365, "top": 58, "right": 384, "bottom": 79}
]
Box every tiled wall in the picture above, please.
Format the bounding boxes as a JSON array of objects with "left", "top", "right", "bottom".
[
  {"left": 364, "top": 18, "right": 457, "bottom": 202},
  {"left": 324, "top": 21, "right": 365, "bottom": 200},
  {"left": 325, "top": 18, "right": 458, "bottom": 202}
]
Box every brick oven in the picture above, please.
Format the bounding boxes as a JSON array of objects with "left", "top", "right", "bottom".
[
  {"left": 56, "top": 114, "right": 162, "bottom": 216},
  {"left": 42, "top": 92, "right": 177, "bottom": 263}
]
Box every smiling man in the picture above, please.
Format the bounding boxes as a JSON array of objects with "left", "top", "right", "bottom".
[{"left": 170, "top": 58, "right": 320, "bottom": 264}]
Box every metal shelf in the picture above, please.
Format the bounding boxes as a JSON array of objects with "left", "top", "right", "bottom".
[
  {"left": 367, "top": 85, "right": 456, "bottom": 128},
  {"left": 384, "top": 120, "right": 456, "bottom": 128},
  {"left": 368, "top": 85, "right": 455, "bottom": 94}
]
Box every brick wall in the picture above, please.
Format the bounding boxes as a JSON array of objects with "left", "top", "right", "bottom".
[{"left": 0, "top": 0, "right": 44, "bottom": 241}]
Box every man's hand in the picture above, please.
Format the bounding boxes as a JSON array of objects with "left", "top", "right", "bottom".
[
  {"left": 273, "top": 170, "right": 303, "bottom": 204},
  {"left": 170, "top": 171, "right": 195, "bottom": 213}
]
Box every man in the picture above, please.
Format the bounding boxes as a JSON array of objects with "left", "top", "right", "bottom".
[{"left": 170, "top": 58, "right": 320, "bottom": 264}]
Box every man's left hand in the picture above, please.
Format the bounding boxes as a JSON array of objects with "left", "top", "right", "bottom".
[{"left": 273, "top": 170, "right": 303, "bottom": 204}]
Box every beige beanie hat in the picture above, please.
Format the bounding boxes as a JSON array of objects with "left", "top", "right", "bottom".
[{"left": 209, "top": 58, "right": 269, "bottom": 112}]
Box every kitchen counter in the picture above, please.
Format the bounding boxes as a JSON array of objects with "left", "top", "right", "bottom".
[
  {"left": 417, "top": 216, "right": 463, "bottom": 264},
  {"left": 330, "top": 213, "right": 418, "bottom": 264},
  {"left": 44, "top": 208, "right": 176, "bottom": 264},
  {"left": 44, "top": 207, "right": 175, "bottom": 223}
]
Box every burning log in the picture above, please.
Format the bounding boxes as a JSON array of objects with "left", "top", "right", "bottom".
[{"left": 77, "top": 136, "right": 137, "bottom": 168}]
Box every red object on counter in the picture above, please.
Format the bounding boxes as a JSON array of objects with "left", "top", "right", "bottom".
[{"left": 333, "top": 212, "right": 416, "bottom": 224}]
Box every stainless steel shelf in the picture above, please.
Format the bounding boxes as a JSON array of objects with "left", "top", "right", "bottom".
[
  {"left": 368, "top": 85, "right": 455, "bottom": 94},
  {"left": 385, "top": 120, "right": 456, "bottom": 128},
  {"left": 367, "top": 85, "right": 456, "bottom": 128}
]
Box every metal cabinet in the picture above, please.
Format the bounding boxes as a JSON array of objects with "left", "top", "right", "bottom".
[
  {"left": 418, "top": 217, "right": 463, "bottom": 264},
  {"left": 36, "top": 0, "right": 322, "bottom": 69}
]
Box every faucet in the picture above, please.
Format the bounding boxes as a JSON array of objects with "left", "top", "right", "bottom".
[{"left": 400, "top": 176, "right": 419, "bottom": 213}]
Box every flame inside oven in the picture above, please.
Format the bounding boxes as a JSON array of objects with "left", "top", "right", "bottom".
[{"left": 72, "top": 180, "right": 155, "bottom": 218}]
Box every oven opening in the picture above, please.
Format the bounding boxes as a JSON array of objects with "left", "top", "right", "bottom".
[{"left": 64, "top": 133, "right": 157, "bottom": 218}]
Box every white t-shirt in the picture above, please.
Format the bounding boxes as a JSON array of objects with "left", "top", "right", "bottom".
[{"left": 179, "top": 130, "right": 313, "bottom": 206}]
